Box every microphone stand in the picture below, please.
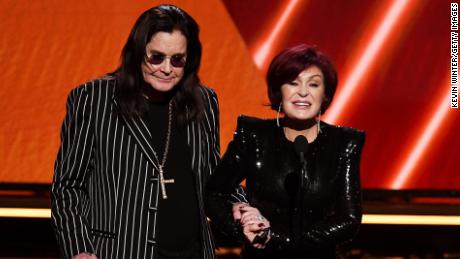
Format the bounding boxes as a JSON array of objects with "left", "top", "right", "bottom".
[
  {"left": 293, "top": 135, "right": 309, "bottom": 244},
  {"left": 299, "top": 152, "right": 307, "bottom": 242}
]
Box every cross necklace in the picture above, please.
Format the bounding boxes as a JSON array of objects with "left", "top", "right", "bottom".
[{"left": 153, "top": 100, "right": 174, "bottom": 199}]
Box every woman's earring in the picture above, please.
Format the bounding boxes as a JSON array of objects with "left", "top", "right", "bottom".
[
  {"left": 276, "top": 103, "right": 282, "bottom": 127},
  {"left": 317, "top": 110, "right": 322, "bottom": 134}
]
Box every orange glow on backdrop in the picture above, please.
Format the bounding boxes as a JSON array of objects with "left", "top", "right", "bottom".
[
  {"left": 390, "top": 77, "right": 454, "bottom": 189},
  {"left": 1, "top": 0, "right": 458, "bottom": 190},
  {"left": 252, "top": 0, "right": 306, "bottom": 70},
  {"left": 324, "top": 0, "right": 414, "bottom": 125},
  {"left": 0, "top": 0, "right": 266, "bottom": 182}
]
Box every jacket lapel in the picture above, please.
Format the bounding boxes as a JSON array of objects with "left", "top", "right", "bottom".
[
  {"left": 113, "top": 99, "right": 161, "bottom": 172},
  {"left": 113, "top": 96, "right": 206, "bottom": 177}
]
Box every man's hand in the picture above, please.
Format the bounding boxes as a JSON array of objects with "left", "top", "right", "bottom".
[
  {"left": 232, "top": 202, "right": 248, "bottom": 222},
  {"left": 72, "top": 253, "right": 98, "bottom": 259}
]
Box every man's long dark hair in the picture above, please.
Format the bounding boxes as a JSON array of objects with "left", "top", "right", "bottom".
[{"left": 115, "top": 4, "right": 204, "bottom": 124}]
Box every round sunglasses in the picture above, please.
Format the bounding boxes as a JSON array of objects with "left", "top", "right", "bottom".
[{"left": 145, "top": 52, "right": 187, "bottom": 68}]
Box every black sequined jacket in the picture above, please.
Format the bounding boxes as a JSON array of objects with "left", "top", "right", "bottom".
[{"left": 205, "top": 115, "right": 365, "bottom": 259}]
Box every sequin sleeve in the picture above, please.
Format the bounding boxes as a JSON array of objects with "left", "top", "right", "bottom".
[{"left": 205, "top": 116, "right": 251, "bottom": 242}]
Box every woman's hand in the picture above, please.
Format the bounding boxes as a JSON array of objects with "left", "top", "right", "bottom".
[
  {"left": 232, "top": 202, "right": 248, "bottom": 222},
  {"left": 232, "top": 203, "right": 271, "bottom": 248}
]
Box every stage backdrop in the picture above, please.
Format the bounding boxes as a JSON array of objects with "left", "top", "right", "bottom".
[{"left": 0, "top": 0, "right": 458, "bottom": 189}]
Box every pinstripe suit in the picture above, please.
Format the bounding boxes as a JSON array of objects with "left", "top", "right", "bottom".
[{"left": 51, "top": 77, "right": 219, "bottom": 259}]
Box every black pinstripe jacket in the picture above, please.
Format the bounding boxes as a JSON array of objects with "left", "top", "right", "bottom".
[{"left": 51, "top": 77, "right": 220, "bottom": 259}]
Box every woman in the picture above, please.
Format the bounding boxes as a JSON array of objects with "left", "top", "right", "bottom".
[
  {"left": 205, "top": 45, "right": 365, "bottom": 258},
  {"left": 51, "top": 5, "right": 220, "bottom": 259}
]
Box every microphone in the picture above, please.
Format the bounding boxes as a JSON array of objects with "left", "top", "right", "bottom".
[{"left": 294, "top": 135, "right": 309, "bottom": 161}]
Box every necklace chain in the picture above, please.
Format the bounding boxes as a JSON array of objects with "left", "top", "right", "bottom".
[{"left": 152, "top": 100, "right": 172, "bottom": 170}]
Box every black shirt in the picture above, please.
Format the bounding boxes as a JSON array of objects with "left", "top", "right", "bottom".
[{"left": 144, "top": 100, "right": 201, "bottom": 258}]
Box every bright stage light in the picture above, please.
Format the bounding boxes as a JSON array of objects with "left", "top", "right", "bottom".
[
  {"left": 253, "top": 0, "right": 304, "bottom": 69},
  {"left": 2, "top": 208, "right": 459, "bottom": 226},
  {"left": 325, "top": 0, "right": 412, "bottom": 124},
  {"left": 0, "top": 207, "right": 51, "bottom": 218},
  {"left": 363, "top": 214, "right": 460, "bottom": 225},
  {"left": 391, "top": 81, "right": 453, "bottom": 189}
]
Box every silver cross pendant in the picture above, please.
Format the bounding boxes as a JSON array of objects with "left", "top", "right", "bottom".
[{"left": 158, "top": 168, "right": 175, "bottom": 199}]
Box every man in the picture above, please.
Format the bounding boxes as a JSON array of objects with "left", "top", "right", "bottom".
[{"left": 51, "top": 5, "right": 219, "bottom": 259}]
